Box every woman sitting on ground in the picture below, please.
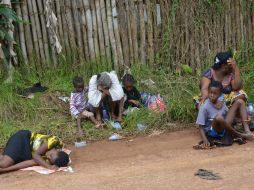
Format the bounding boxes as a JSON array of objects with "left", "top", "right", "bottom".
[
  {"left": 194, "top": 51, "right": 251, "bottom": 134},
  {"left": 88, "top": 71, "right": 124, "bottom": 122},
  {"left": 0, "top": 130, "right": 69, "bottom": 174}
]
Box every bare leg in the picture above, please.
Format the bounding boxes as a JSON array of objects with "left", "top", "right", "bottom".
[
  {"left": 0, "top": 160, "right": 37, "bottom": 174},
  {"left": 76, "top": 117, "right": 83, "bottom": 136},
  {"left": 117, "top": 98, "right": 124, "bottom": 122},
  {"left": 110, "top": 101, "right": 117, "bottom": 120},
  {"left": 213, "top": 115, "right": 253, "bottom": 140},
  {"left": 226, "top": 99, "right": 251, "bottom": 134},
  {"left": 96, "top": 107, "right": 102, "bottom": 122},
  {"left": 0, "top": 155, "right": 15, "bottom": 169}
]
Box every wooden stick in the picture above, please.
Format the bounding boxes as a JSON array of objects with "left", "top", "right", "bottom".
[
  {"left": 125, "top": 0, "right": 134, "bottom": 64},
  {"left": 111, "top": 0, "right": 124, "bottom": 70},
  {"left": 118, "top": 0, "right": 130, "bottom": 66},
  {"left": 91, "top": 0, "right": 100, "bottom": 58},
  {"left": 37, "top": 0, "right": 51, "bottom": 64},
  {"left": 55, "top": 0, "right": 65, "bottom": 53},
  {"left": 27, "top": 0, "right": 40, "bottom": 64},
  {"left": 15, "top": 2, "right": 28, "bottom": 64},
  {"left": 146, "top": 0, "right": 154, "bottom": 65},
  {"left": 20, "top": 0, "right": 34, "bottom": 63},
  {"left": 72, "top": 0, "right": 84, "bottom": 62},
  {"left": 106, "top": 0, "right": 119, "bottom": 72},
  {"left": 100, "top": 0, "right": 111, "bottom": 62},
  {"left": 31, "top": 0, "right": 46, "bottom": 66},
  {"left": 129, "top": 0, "right": 138, "bottom": 63},
  {"left": 138, "top": 0, "right": 146, "bottom": 64},
  {"left": 60, "top": 0, "right": 70, "bottom": 54},
  {"left": 83, "top": 0, "right": 95, "bottom": 59},
  {"left": 65, "top": 0, "right": 77, "bottom": 57},
  {"left": 95, "top": 0, "right": 106, "bottom": 57},
  {"left": 79, "top": 0, "right": 89, "bottom": 61}
]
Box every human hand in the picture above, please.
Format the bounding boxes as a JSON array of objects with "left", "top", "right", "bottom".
[
  {"left": 201, "top": 141, "right": 210, "bottom": 149},
  {"left": 98, "top": 85, "right": 110, "bottom": 96},
  {"left": 198, "top": 97, "right": 206, "bottom": 109},
  {"left": 227, "top": 58, "right": 236, "bottom": 69},
  {"left": 128, "top": 99, "right": 136, "bottom": 104}
]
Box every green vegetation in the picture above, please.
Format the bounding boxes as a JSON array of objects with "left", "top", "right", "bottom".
[{"left": 0, "top": 50, "right": 254, "bottom": 148}]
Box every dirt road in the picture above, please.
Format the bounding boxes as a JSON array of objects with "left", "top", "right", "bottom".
[{"left": 1, "top": 129, "right": 254, "bottom": 190}]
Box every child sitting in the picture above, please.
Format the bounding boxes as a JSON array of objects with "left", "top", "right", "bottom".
[
  {"left": 122, "top": 74, "right": 141, "bottom": 110},
  {"left": 70, "top": 76, "right": 100, "bottom": 135},
  {"left": 196, "top": 80, "right": 253, "bottom": 148}
]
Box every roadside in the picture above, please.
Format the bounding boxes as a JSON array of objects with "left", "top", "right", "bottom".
[{"left": 1, "top": 128, "right": 254, "bottom": 190}]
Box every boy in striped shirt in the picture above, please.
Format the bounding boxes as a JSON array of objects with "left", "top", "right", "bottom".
[{"left": 70, "top": 77, "right": 100, "bottom": 135}]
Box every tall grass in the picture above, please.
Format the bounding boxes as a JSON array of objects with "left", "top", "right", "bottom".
[{"left": 0, "top": 51, "right": 254, "bottom": 147}]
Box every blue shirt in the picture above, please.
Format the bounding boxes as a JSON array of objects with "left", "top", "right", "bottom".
[{"left": 196, "top": 99, "right": 228, "bottom": 132}]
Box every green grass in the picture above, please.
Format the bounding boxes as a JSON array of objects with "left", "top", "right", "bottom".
[{"left": 0, "top": 54, "right": 254, "bottom": 148}]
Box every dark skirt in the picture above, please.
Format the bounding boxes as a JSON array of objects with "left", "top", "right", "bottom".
[{"left": 3, "top": 130, "right": 32, "bottom": 163}]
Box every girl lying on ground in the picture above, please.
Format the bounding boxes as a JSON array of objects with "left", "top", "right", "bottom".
[{"left": 0, "top": 130, "right": 69, "bottom": 174}]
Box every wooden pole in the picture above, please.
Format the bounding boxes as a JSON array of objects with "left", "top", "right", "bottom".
[
  {"left": 146, "top": 0, "right": 154, "bottom": 65},
  {"left": 27, "top": 0, "right": 40, "bottom": 64},
  {"left": 72, "top": 0, "right": 84, "bottom": 62},
  {"left": 125, "top": 0, "right": 134, "bottom": 64},
  {"left": 138, "top": 0, "right": 146, "bottom": 64},
  {"left": 91, "top": 0, "right": 100, "bottom": 58},
  {"left": 106, "top": 0, "right": 119, "bottom": 72},
  {"left": 95, "top": 0, "right": 106, "bottom": 57},
  {"left": 15, "top": 2, "right": 28, "bottom": 64},
  {"left": 129, "top": 0, "right": 138, "bottom": 63},
  {"left": 100, "top": 0, "right": 111, "bottom": 62},
  {"left": 79, "top": 0, "right": 89, "bottom": 61},
  {"left": 111, "top": 0, "right": 124, "bottom": 70},
  {"left": 37, "top": 0, "right": 51, "bottom": 64},
  {"left": 55, "top": 0, "right": 65, "bottom": 53},
  {"left": 65, "top": 0, "right": 76, "bottom": 56},
  {"left": 31, "top": 0, "right": 46, "bottom": 66},
  {"left": 118, "top": 0, "right": 130, "bottom": 66},
  {"left": 60, "top": 0, "right": 70, "bottom": 54},
  {"left": 20, "top": 0, "right": 33, "bottom": 63},
  {"left": 83, "top": 0, "right": 95, "bottom": 59}
]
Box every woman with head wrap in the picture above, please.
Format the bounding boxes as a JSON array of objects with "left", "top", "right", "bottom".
[
  {"left": 194, "top": 51, "right": 251, "bottom": 134},
  {"left": 88, "top": 71, "right": 124, "bottom": 123}
]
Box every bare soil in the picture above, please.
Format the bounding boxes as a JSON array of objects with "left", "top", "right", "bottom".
[{"left": 1, "top": 129, "right": 254, "bottom": 190}]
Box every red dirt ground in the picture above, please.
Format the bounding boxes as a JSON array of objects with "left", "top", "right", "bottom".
[{"left": 1, "top": 129, "right": 254, "bottom": 190}]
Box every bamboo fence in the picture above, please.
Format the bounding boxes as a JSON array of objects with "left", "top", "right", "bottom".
[{"left": 12, "top": 0, "right": 254, "bottom": 73}]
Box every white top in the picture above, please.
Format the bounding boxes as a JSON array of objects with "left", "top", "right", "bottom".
[{"left": 88, "top": 71, "right": 124, "bottom": 107}]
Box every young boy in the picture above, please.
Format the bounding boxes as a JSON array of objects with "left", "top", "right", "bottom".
[
  {"left": 70, "top": 76, "right": 100, "bottom": 135},
  {"left": 196, "top": 80, "right": 253, "bottom": 148},
  {"left": 122, "top": 74, "right": 141, "bottom": 109}
]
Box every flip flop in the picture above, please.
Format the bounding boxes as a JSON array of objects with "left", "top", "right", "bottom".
[{"left": 193, "top": 144, "right": 216, "bottom": 150}]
